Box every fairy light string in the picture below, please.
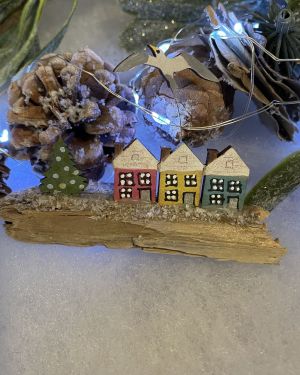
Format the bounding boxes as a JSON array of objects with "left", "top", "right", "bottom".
[
  {"left": 170, "top": 22, "right": 300, "bottom": 129},
  {"left": 57, "top": 38, "right": 300, "bottom": 133},
  {"left": 2, "top": 27, "right": 300, "bottom": 168}
]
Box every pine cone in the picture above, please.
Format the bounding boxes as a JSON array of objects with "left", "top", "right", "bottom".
[
  {"left": 204, "top": 3, "right": 300, "bottom": 140},
  {"left": 0, "top": 152, "right": 12, "bottom": 198},
  {"left": 252, "top": 1, "right": 300, "bottom": 79},
  {"left": 7, "top": 48, "right": 137, "bottom": 180},
  {"left": 140, "top": 69, "right": 231, "bottom": 146}
]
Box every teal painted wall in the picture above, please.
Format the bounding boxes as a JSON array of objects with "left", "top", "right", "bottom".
[{"left": 201, "top": 175, "right": 248, "bottom": 210}]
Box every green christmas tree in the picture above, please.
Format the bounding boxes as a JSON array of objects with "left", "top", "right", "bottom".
[{"left": 40, "top": 138, "right": 87, "bottom": 195}]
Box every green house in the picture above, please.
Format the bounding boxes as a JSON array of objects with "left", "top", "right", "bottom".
[{"left": 201, "top": 147, "right": 250, "bottom": 210}]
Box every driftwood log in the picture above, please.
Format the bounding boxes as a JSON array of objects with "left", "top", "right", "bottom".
[{"left": 0, "top": 190, "right": 286, "bottom": 265}]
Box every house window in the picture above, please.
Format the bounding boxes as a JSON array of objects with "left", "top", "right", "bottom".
[
  {"left": 210, "top": 178, "right": 224, "bottom": 191},
  {"left": 185, "top": 174, "right": 197, "bottom": 187},
  {"left": 165, "top": 174, "right": 178, "bottom": 187},
  {"left": 139, "top": 172, "right": 151, "bottom": 186},
  {"left": 165, "top": 190, "right": 178, "bottom": 202},
  {"left": 225, "top": 159, "right": 234, "bottom": 169},
  {"left": 119, "top": 172, "right": 134, "bottom": 186},
  {"left": 119, "top": 188, "right": 133, "bottom": 199},
  {"left": 179, "top": 156, "right": 188, "bottom": 164},
  {"left": 131, "top": 153, "right": 139, "bottom": 161},
  {"left": 228, "top": 180, "right": 242, "bottom": 193},
  {"left": 210, "top": 194, "right": 224, "bottom": 205}
]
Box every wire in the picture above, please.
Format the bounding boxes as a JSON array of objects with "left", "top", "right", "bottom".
[
  {"left": 47, "top": 52, "right": 300, "bottom": 133},
  {"left": 182, "top": 100, "right": 300, "bottom": 130},
  {"left": 4, "top": 31, "right": 300, "bottom": 171}
]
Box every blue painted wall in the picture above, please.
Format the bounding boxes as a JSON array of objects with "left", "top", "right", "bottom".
[{"left": 201, "top": 175, "right": 248, "bottom": 210}]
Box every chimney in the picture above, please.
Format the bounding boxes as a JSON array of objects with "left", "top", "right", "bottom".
[
  {"left": 160, "top": 147, "right": 171, "bottom": 162},
  {"left": 114, "top": 143, "right": 124, "bottom": 158},
  {"left": 206, "top": 149, "right": 219, "bottom": 165}
]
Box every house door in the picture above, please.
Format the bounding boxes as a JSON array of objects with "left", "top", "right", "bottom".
[
  {"left": 140, "top": 189, "right": 151, "bottom": 202},
  {"left": 228, "top": 197, "right": 239, "bottom": 209},
  {"left": 183, "top": 192, "right": 195, "bottom": 205}
]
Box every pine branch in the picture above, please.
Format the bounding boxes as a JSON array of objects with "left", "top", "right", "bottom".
[{"left": 0, "top": 0, "right": 77, "bottom": 93}]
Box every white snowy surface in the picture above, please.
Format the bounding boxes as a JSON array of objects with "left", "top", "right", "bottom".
[{"left": 0, "top": 1, "right": 300, "bottom": 374}]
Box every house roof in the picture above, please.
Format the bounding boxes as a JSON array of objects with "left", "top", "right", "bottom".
[
  {"left": 204, "top": 146, "right": 249, "bottom": 177},
  {"left": 113, "top": 139, "right": 158, "bottom": 170},
  {"left": 159, "top": 143, "right": 204, "bottom": 172}
]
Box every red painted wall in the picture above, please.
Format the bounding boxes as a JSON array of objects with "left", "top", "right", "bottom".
[{"left": 114, "top": 168, "right": 157, "bottom": 202}]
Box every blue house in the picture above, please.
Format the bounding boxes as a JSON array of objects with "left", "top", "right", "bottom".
[{"left": 201, "top": 147, "right": 250, "bottom": 210}]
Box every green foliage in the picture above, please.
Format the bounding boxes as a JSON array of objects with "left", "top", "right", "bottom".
[
  {"left": 118, "top": 0, "right": 268, "bottom": 52},
  {"left": 40, "top": 138, "right": 87, "bottom": 196},
  {"left": 286, "top": 0, "right": 300, "bottom": 11},
  {"left": 0, "top": 0, "right": 25, "bottom": 23},
  {"left": 119, "top": 0, "right": 201, "bottom": 51},
  {"left": 0, "top": 0, "right": 77, "bottom": 92},
  {"left": 245, "top": 151, "right": 300, "bottom": 211}
]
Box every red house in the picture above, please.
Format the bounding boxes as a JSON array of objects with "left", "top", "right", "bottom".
[{"left": 113, "top": 139, "right": 158, "bottom": 202}]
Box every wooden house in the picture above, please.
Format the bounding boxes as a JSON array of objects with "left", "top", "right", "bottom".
[
  {"left": 201, "top": 147, "right": 250, "bottom": 210},
  {"left": 158, "top": 143, "right": 204, "bottom": 206},
  {"left": 113, "top": 139, "right": 158, "bottom": 202}
]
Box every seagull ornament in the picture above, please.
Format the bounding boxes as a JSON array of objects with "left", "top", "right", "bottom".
[{"left": 114, "top": 44, "right": 219, "bottom": 93}]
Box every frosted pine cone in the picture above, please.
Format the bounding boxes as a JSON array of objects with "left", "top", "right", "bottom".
[
  {"left": 7, "top": 48, "right": 137, "bottom": 180},
  {"left": 141, "top": 69, "right": 231, "bottom": 146}
]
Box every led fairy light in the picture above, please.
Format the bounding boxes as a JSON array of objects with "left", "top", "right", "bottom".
[
  {"left": 3, "top": 37, "right": 300, "bottom": 169},
  {"left": 156, "top": 10, "right": 300, "bottom": 130},
  {"left": 1, "top": 34, "right": 299, "bottom": 190},
  {"left": 66, "top": 57, "right": 174, "bottom": 127},
  {"left": 160, "top": 22, "right": 300, "bottom": 131},
  {"left": 127, "top": 23, "right": 300, "bottom": 132},
  {"left": 0, "top": 129, "right": 10, "bottom": 158},
  {"left": 211, "top": 27, "right": 300, "bottom": 65},
  {"left": 0, "top": 130, "right": 8, "bottom": 143},
  {"left": 76, "top": 48, "right": 300, "bottom": 133},
  {"left": 132, "top": 89, "right": 171, "bottom": 125}
]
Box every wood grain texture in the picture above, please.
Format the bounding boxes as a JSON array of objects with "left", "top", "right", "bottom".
[{"left": 0, "top": 206, "right": 287, "bottom": 265}]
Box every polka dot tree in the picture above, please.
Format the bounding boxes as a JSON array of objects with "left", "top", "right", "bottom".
[{"left": 40, "top": 138, "right": 87, "bottom": 195}]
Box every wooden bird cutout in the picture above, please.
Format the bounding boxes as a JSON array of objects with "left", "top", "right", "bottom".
[{"left": 114, "top": 44, "right": 219, "bottom": 93}]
